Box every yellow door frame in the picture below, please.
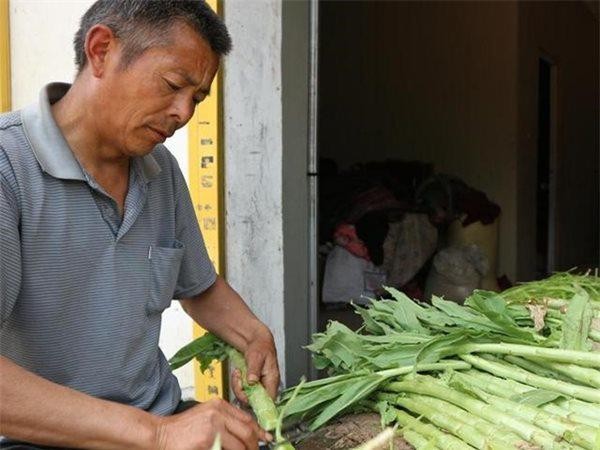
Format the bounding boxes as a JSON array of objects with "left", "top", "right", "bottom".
[
  {"left": 0, "top": 0, "right": 10, "bottom": 112},
  {"left": 188, "top": 0, "right": 227, "bottom": 401}
]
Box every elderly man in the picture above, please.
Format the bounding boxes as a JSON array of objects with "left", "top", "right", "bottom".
[{"left": 0, "top": 1, "right": 279, "bottom": 449}]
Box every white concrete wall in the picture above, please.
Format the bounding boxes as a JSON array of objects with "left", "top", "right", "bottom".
[
  {"left": 222, "top": 0, "right": 287, "bottom": 382},
  {"left": 10, "top": 0, "right": 88, "bottom": 109},
  {"left": 9, "top": 0, "right": 196, "bottom": 397}
]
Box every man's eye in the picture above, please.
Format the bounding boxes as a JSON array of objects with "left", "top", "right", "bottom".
[{"left": 165, "top": 80, "right": 181, "bottom": 91}]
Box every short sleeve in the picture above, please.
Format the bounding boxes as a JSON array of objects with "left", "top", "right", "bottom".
[
  {"left": 171, "top": 163, "right": 217, "bottom": 299},
  {"left": 0, "top": 159, "right": 22, "bottom": 326}
]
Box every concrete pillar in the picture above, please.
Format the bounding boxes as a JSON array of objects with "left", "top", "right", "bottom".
[
  {"left": 223, "top": 0, "right": 313, "bottom": 385},
  {"left": 222, "top": 0, "right": 287, "bottom": 380}
]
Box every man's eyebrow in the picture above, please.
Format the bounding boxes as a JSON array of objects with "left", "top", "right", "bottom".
[{"left": 179, "top": 72, "right": 211, "bottom": 96}]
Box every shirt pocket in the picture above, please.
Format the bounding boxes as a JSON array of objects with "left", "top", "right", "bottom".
[{"left": 147, "top": 240, "right": 185, "bottom": 314}]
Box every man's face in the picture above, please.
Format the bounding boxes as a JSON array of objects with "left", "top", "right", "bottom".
[{"left": 96, "top": 22, "right": 219, "bottom": 157}]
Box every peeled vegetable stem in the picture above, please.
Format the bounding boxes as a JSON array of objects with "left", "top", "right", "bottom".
[
  {"left": 226, "top": 347, "right": 279, "bottom": 431},
  {"left": 169, "top": 333, "right": 294, "bottom": 448}
]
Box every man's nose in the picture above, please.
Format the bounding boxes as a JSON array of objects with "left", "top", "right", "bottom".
[{"left": 169, "top": 95, "right": 196, "bottom": 127}]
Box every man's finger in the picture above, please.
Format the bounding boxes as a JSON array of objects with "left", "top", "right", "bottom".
[
  {"left": 261, "top": 355, "right": 280, "bottom": 399},
  {"left": 221, "top": 398, "right": 274, "bottom": 443},
  {"left": 222, "top": 408, "right": 261, "bottom": 450},
  {"left": 262, "top": 374, "right": 279, "bottom": 400},
  {"left": 220, "top": 431, "right": 246, "bottom": 450},
  {"left": 231, "top": 369, "right": 249, "bottom": 404},
  {"left": 220, "top": 397, "right": 254, "bottom": 422},
  {"left": 245, "top": 349, "right": 265, "bottom": 384}
]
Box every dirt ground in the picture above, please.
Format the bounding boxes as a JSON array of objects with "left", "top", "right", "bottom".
[{"left": 295, "top": 413, "right": 413, "bottom": 450}]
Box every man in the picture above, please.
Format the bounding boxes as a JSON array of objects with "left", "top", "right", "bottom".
[{"left": 0, "top": 1, "right": 279, "bottom": 449}]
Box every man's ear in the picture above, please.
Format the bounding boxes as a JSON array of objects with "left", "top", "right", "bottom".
[{"left": 85, "top": 24, "right": 117, "bottom": 77}]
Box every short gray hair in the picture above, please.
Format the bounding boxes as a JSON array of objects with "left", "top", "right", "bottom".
[{"left": 74, "top": 0, "right": 232, "bottom": 73}]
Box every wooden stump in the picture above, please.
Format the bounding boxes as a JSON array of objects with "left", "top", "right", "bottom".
[{"left": 295, "top": 413, "right": 413, "bottom": 450}]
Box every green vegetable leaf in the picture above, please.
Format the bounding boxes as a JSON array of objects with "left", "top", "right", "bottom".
[
  {"left": 168, "top": 332, "right": 229, "bottom": 371},
  {"left": 309, "top": 375, "right": 384, "bottom": 430},
  {"left": 280, "top": 377, "right": 362, "bottom": 417},
  {"left": 355, "top": 303, "right": 387, "bottom": 335},
  {"left": 561, "top": 290, "right": 593, "bottom": 351},
  {"left": 415, "top": 331, "right": 474, "bottom": 364},
  {"left": 306, "top": 322, "right": 367, "bottom": 371},
  {"left": 375, "top": 400, "right": 397, "bottom": 426},
  {"left": 384, "top": 287, "right": 429, "bottom": 334},
  {"left": 466, "top": 291, "right": 543, "bottom": 342},
  {"left": 509, "top": 388, "right": 563, "bottom": 406}
]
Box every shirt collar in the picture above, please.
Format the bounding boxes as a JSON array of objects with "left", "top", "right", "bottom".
[{"left": 21, "top": 82, "right": 161, "bottom": 183}]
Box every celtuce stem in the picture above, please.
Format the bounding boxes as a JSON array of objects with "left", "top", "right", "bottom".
[{"left": 459, "top": 354, "right": 600, "bottom": 403}]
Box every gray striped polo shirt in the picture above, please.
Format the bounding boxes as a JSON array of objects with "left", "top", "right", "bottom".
[{"left": 0, "top": 83, "right": 217, "bottom": 416}]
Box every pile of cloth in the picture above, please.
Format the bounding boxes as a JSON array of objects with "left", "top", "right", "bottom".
[{"left": 320, "top": 160, "right": 501, "bottom": 305}]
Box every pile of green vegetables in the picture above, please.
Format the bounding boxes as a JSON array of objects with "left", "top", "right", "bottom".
[
  {"left": 170, "top": 272, "right": 600, "bottom": 449},
  {"left": 280, "top": 271, "right": 600, "bottom": 449}
]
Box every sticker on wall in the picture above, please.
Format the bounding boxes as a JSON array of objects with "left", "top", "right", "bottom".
[
  {"left": 201, "top": 156, "right": 214, "bottom": 168},
  {"left": 203, "top": 217, "right": 217, "bottom": 230},
  {"left": 201, "top": 175, "right": 214, "bottom": 188}
]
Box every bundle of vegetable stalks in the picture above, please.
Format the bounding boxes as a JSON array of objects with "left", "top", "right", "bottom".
[
  {"left": 169, "top": 334, "right": 298, "bottom": 449},
  {"left": 278, "top": 271, "right": 600, "bottom": 449}
]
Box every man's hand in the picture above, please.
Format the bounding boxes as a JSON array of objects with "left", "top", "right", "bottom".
[
  {"left": 181, "top": 277, "right": 281, "bottom": 403},
  {"left": 231, "top": 325, "right": 280, "bottom": 402},
  {"left": 155, "top": 399, "right": 270, "bottom": 450}
]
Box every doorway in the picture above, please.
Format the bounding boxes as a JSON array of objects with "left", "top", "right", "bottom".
[{"left": 536, "top": 57, "right": 557, "bottom": 279}]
